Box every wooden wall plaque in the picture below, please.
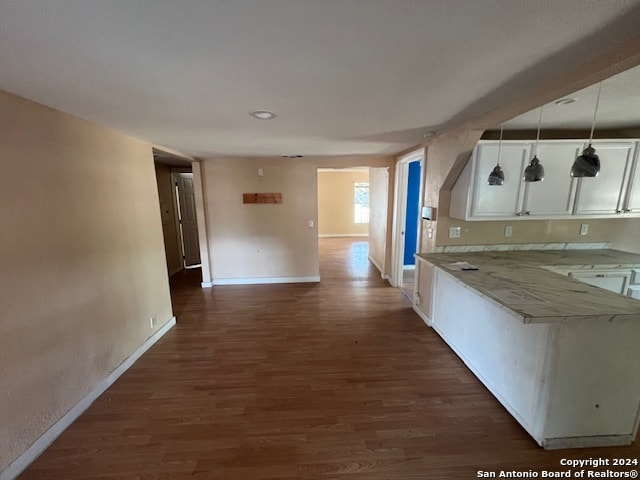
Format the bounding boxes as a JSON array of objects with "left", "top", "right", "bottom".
[{"left": 243, "top": 193, "right": 282, "bottom": 204}]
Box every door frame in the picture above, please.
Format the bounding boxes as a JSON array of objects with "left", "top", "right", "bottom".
[{"left": 390, "top": 148, "right": 425, "bottom": 288}]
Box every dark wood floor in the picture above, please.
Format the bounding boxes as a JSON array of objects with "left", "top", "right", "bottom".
[{"left": 20, "top": 238, "right": 640, "bottom": 479}]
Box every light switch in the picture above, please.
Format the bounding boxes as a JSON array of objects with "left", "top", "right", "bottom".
[
  {"left": 449, "top": 226, "right": 461, "bottom": 238},
  {"left": 504, "top": 225, "right": 513, "bottom": 237}
]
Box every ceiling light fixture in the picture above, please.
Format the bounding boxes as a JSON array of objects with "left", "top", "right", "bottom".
[
  {"left": 250, "top": 110, "right": 276, "bottom": 120},
  {"left": 523, "top": 107, "right": 545, "bottom": 182},
  {"left": 487, "top": 124, "right": 505, "bottom": 186},
  {"left": 570, "top": 82, "right": 602, "bottom": 178}
]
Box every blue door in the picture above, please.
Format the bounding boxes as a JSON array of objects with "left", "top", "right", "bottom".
[{"left": 403, "top": 161, "right": 421, "bottom": 266}]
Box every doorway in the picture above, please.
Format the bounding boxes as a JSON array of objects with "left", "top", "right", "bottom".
[
  {"left": 173, "top": 172, "right": 201, "bottom": 269},
  {"left": 391, "top": 149, "right": 424, "bottom": 298}
]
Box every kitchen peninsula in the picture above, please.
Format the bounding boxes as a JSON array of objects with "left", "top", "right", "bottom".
[{"left": 414, "top": 249, "right": 640, "bottom": 449}]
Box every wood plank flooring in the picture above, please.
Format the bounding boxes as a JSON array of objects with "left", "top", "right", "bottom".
[{"left": 19, "top": 238, "right": 640, "bottom": 479}]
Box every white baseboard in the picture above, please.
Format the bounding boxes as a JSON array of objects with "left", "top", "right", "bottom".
[
  {"left": 318, "top": 234, "right": 369, "bottom": 238},
  {"left": 201, "top": 281, "right": 213, "bottom": 288},
  {"left": 0, "top": 317, "right": 177, "bottom": 480},
  {"left": 212, "top": 276, "right": 320, "bottom": 286},
  {"left": 412, "top": 304, "right": 432, "bottom": 327},
  {"left": 367, "top": 255, "right": 389, "bottom": 280}
]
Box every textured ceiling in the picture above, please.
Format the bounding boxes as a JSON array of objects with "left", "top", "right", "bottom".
[{"left": 1, "top": 1, "right": 640, "bottom": 157}]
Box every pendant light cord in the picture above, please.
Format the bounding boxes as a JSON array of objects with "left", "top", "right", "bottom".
[
  {"left": 497, "top": 124, "right": 504, "bottom": 166},
  {"left": 534, "top": 106, "right": 543, "bottom": 156},
  {"left": 588, "top": 82, "right": 602, "bottom": 145}
]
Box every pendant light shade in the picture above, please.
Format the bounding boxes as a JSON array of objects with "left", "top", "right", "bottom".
[
  {"left": 524, "top": 107, "right": 545, "bottom": 182},
  {"left": 524, "top": 156, "right": 544, "bottom": 182},
  {"left": 571, "top": 82, "right": 602, "bottom": 178},
  {"left": 571, "top": 145, "right": 600, "bottom": 177},
  {"left": 488, "top": 165, "right": 505, "bottom": 185},
  {"left": 488, "top": 124, "right": 505, "bottom": 185}
]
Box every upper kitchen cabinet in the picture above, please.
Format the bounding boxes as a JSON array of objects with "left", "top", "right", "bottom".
[
  {"left": 450, "top": 139, "right": 640, "bottom": 221},
  {"left": 620, "top": 146, "right": 640, "bottom": 214},
  {"left": 523, "top": 141, "right": 582, "bottom": 217},
  {"left": 451, "top": 140, "right": 582, "bottom": 220},
  {"left": 450, "top": 142, "right": 529, "bottom": 220},
  {"left": 573, "top": 142, "right": 636, "bottom": 216}
]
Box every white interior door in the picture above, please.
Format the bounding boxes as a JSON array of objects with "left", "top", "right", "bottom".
[{"left": 175, "top": 173, "right": 201, "bottom": 268}]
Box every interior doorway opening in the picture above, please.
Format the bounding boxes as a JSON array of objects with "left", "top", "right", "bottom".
[
  {"left": 153, "top": 149, "right": 202, "bottom": 280},
  {"left": 316, "top": 167, "right": 370, "bottom": 280},
  {"left": 173, "top": 172, "right": 201, "bottom": 269},
  {"left": 391, "top": 149, "right": 425, "bottom": 299}
]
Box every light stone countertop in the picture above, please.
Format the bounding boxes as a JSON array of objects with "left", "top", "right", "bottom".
[{"left": 417, "top": 249, "right": 640, "bottom": 324}]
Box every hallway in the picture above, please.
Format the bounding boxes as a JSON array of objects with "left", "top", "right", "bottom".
[{"left": 20, "top": 238, "right": 640, "bottom": 479}]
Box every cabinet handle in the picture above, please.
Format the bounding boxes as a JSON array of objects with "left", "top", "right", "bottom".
[
  {"left": 516, "top": 212, "right": 524, "bottom": 216},
  {"left": 625, "top": 209, "right": 632, "bottom": 213},
  {"left": 596, "top": 274, "right": 607, "bottom": 278},
  {"left": 616, "top": 210, "right": 622, "bottom": 214},
  {"left": 525, "top": 211, "right": 531, "bottom": 216}
]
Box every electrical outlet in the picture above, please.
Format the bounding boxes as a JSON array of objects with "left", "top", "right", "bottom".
[
  {"left": 504, "top": 225, "right": 513, "bottom": 237},
  {"left": 149, "top": 316, "right": 156, "bottom": 329},
  {"left": 449, "top": 226, "right": 461, "bottom": 238},
  {"left": 580, "top": 223, "right": 589, "bottom": 236}
]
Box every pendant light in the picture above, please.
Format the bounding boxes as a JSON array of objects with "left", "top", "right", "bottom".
[
  {"left": 570, "top": 82, "right": 602, "bottom": 178},
  {"left": 523, "top": 107, "right": 545, "bottom": 182},
  {"left": 488, "top": 124, "right": 505, "bottom": 185}
]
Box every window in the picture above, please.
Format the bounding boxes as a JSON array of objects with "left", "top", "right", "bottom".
[{"left": 354, "top": 182, "right": 370, "bottom": 224}]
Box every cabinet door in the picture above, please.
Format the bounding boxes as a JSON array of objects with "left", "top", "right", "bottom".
[
  {"left": 523, "top": 142, "right": 581, "bottom": 217},
  {"left": 627, "top": 286, "right": 640, "bottom": 300},
  {"left": 470, "top": 143, "right": 529, "bottom": 218},
  {"left": 622, "top": 143, "right": 640, "bottom": 214},
  {"left": 574, "top": 142, "right": 634, "bottom": 215},
  {"left": 569, "top": 271, "right": 630, "bottom": 295}
]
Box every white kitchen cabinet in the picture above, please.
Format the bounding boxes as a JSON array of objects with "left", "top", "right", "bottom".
[
  {"left": 573, "top": 142, "right": 635, "bottom": 215},
  {"left": 450, "top": 139, "right": 640, "bottom": 221},
  {"left": 569, "top": 270, "right": 631, "bottom": 295},
  {"left": 523, "top": 141, "right": 581, "bottom": 217},
  {"left": 451, "top": 143, "right": 529, "bottom": 219},
  {"left": 627, "top": 286, "right": 640, "bottom": 300},
  {"left": 622, "top": 145, "right": 640, "bottom": 214}
]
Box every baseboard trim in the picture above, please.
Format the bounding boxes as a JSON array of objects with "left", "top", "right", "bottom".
[
  {"left": 201, "top": 281, "right": 213, "bottom": 288},
  {"left": 413, "top": 304, "right": 432, "bottom": 327},
  {"left": 212, "top": 276, "right": 321, "bottom": 286},
  {"left": 318, "top": 234, "right": 369, "bottom": 238},
  {"left": 0, "top": 317, "right": 177, "bottom": 480},
  {"left": 367, "top": 255, "right": 389, "bottom": 280}
]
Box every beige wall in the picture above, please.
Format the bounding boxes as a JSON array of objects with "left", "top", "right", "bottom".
[
  {"left": 369, "top": 167, "right": 391, "bottom": 276},
  {"left": 155, "top": 165, "right": 183, "bottom": 275},
  {"left": 317, "top": 170, "right": 369, "bottom": 236},
  {"left": 202, "top": 157, "right": 320, "bottom": 281},
  {"left": 0, "top": 90, "right": 174, "bottom": 473},
  {"left": 436, "top": 216, "right": 629, "bottom": 246},
  {"left": 198, "top": 155, "right": 395, "bottom": 283},
  {"left": 612, "top": 219, "right": 640, "bottom": 253}
]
